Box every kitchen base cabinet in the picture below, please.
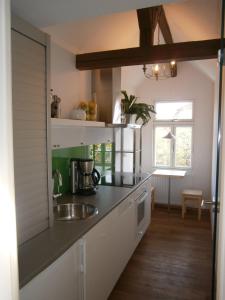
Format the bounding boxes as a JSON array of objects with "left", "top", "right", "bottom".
[
  {"left": 20, "top": 241, "right": 82, "bottom": 300},
  {"left": 113, "top": 195, "right": 136, "bottom": 276},
  {"left": 83, "top": 209, "right": 118, "bottom": 300},
  {"left": 20, "top": 177, "right": 152, "bottom": 300},
  {"left": 84, "top": 194, "right": 137, "bottom": 300}
]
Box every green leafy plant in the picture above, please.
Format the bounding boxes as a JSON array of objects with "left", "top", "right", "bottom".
[{"left": 121, "top": 90, "right": 156, "bottom": 125}]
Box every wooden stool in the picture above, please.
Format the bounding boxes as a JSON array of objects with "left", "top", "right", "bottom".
[
  {"left": 182, "top": 189, "right": 203, "bottom": 220},
  {"left": 151, "top": 186, "right": 155, "bottom": 211}
]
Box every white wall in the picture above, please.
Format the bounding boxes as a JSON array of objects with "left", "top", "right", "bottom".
[
  {"left": 50, "top": 42, "right": 92, "bottom": 119},
  {"left": 122, "top": 62, "right": 215, "bottom": 205},
  {"left": 0, "top": 0, "right": 19, "bottom": 298}
]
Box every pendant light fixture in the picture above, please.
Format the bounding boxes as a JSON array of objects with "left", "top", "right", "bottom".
[{"left": 142, "top": 26, "right": 177, "bottom": 81}]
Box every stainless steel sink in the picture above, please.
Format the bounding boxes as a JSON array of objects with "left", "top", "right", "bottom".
[{"left": 55, "top": 203, "right": 98, "bottom": 221}]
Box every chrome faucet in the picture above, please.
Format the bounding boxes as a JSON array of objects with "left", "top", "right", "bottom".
[{"left": 52, "top": 169, "right": 63, "bottom": 201}]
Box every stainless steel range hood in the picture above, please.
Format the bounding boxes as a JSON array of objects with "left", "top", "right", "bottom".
[
  {"left": 92, "top": 67, "right": 123, "bottom": 125},
  {"left": 92, "top": 67, "right": 143, "bottom": 129}
]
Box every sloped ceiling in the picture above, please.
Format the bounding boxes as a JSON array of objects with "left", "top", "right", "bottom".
[
  {"left": 11, "top": 0, "right": 178, "bottom": 28},
  {"left": 42, "top": 0, "right": 220, "bottom": 80},
  {"left": 42, "top": 0, "right": 220, "bottom": 55},
  {"left": 13, "top": 0, "right": 220, "bottom": 81}
]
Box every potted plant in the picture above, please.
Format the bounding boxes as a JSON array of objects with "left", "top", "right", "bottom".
[{"left": 121, "top": 90, "right": 156, "bottom": 125}]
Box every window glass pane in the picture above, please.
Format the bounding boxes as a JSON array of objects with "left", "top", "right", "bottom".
[
  {"left": 105, "top": 152, "right": 112, "bottom": 163},
  {"left": 155, "top": 127, "right": 171, "bottom": 167},
  {"left": 105, "top": 143, "right": 112, "bottom": 151},
  {"left": 155, "top": 102, "right": 193, "bottom": 120},
  {"left": 94, "top": 151, "right": 102, "bottom": 163},
  {"left": 94, "top": 144, "right": 102, "bottom": 151},
  {"left": 175, "top": 126, "right": 192, "bottom": 168}
]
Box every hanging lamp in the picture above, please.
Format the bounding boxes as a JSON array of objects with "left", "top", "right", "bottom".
[{"left": 142, "top": 26, "right": 177, "bottom": 81}]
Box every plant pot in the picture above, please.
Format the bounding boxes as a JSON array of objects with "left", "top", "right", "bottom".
[{"left": 124, "top": 114, "right": 137, "bottom": 124}]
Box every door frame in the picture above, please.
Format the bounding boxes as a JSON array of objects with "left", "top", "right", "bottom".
[
  {"left": 0, "top": 0, "right": 19, "bottom": 299},
  {"left": 216, "top": 67, "right": 225, "bottom": 300}
]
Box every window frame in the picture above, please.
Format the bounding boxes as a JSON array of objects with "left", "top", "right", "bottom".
[{"left": 153, "top": 100, "right": 194, "bottom": 170}]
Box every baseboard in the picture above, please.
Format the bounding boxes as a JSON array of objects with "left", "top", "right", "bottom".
[{"left": 155, "top": 203, "right": 210, "bottom": 215}]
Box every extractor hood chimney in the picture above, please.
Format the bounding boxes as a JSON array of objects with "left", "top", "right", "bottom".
[{"left": 92, "top": 68, "right": 122, "bottom": 124}]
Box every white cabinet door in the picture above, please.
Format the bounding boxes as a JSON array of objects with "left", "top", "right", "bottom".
[
  {"left": 20, "top": 241, "right": 82, "bottom": 300},
  {"left": 112, "top": 195, "right": 135, "bottom": 276},
  {"left": 84, "top": 195, "right": 136, "bottom": 300},
  {"left": 84, "top": 127, "right": 113, "bottom": 145},
  {"left": 51, "top": 126, "right": 113, "bottom": 149},
  {"left": 84, "top": 209, "right": 118, "bottom": 300},
  {"left": 51, "top": 126, "right": 86, "bottom": 149}
]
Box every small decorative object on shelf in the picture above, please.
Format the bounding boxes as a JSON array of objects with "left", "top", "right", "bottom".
[
  {"left": 121, "top": 90, "right": 156, "bottom": 125},
  {"left": 77, "top": 97, "right": 98, "bottom": 121},
  {"left": 87, "top": 93, "right": 97, "bottom": 121},
  {"left": 50, "top": 89, "right": 62, "bottom": 118},
  {"left": 79, "top": 101, "right": 88, "bottom": 114},
  {"left": 71, "top": 108, "right": 86, "bottom": 120}
]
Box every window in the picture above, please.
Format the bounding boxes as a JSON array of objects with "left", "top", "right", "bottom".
[
  {"left": 155, "top": 101, "right": 193, "bottom": 121},
  {"left": 154, "top": 101, "right": 193, "bottom": 169}
]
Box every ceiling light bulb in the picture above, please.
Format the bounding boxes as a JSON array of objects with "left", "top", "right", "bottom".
[
  {"left": 170, "top": 60, "right": 176, "bottom": 66},
  {"left": 154, "top": 64, "right": 159, "bottom": 73}
]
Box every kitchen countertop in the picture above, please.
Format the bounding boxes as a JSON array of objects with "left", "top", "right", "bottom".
[{"left": 18, "top": 173, "right": 151, "bottom": 288}]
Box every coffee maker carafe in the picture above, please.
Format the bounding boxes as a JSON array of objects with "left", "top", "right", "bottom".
[{"left": 71, "top": 158, "right": 100, "bottom": 195}]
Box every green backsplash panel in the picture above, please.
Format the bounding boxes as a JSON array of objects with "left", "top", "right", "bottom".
[{"left": 52, "top": 144, "right": 114, "bottom": 194}]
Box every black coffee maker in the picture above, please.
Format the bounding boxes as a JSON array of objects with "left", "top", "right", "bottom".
[{"left": 70, "top": 158, "right": 100, "bottom": 195}]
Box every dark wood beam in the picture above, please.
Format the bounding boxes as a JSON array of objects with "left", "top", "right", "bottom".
[
  {"left": 158, "top": 7, "right": 173, "bottom": 44},
  {"left": 76, "top": 39, "right": 221, "bottom": 70},
  {"left": 137, "top": 6, "right": 173, "bottom": 47},
  {"left": 137, "top": 6, "right": 161, "bottom": 47}
]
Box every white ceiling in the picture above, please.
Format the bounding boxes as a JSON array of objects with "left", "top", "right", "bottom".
[
  {"left": 12, "top": 0, "right": 220, "bottom": 81},
  {"left": 41, "top": 0, "right": 219, "bottom": 81},
  {"left": 42, "top": 0, "right": 220, "bottom": 55},
  {"left": 11, "top": 0, "right": 179, "bottom": 28}
]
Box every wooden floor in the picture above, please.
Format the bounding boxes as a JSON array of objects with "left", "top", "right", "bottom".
[{"left": 109, "top": 207, "right": 212, "bottom": 300}]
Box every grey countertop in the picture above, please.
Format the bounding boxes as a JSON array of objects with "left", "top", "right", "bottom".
[{"left": 18, "top": 173, "right": 151, "bottom": 288}]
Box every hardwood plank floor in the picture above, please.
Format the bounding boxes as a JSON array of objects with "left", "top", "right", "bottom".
[{"left": 109, "top": 207, "right": 212, "bottom": 300}]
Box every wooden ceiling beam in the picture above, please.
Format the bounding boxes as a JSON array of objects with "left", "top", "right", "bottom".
[
  {"left": 137, "top": 6, "right": 173, "bottom": 47},
  {"left": 137, "top": 6, "right": 161, "bottom": 47},
  {"left": 158, "top": 7, "right": 173, "bottom": 44},
  {"left": 76, "top": 39, "right": 221, "bottom": 70}
]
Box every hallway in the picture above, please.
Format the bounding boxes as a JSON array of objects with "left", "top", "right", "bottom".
[{"left": 109, "top": 207, "right": 212, "bottom": 300}]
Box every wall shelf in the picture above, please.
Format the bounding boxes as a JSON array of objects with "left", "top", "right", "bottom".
[
  {"left": 51, "top": 118, "right": 112, "bottom": 149},
  {"left": 51, "top": 118, "right": 105, "bottom": 128}
]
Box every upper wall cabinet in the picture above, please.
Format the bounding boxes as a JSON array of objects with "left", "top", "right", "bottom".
[
  {"left": 51, "top": 118, "right": 113, "bottom": 148},
  {"left": 11, "top": 16, "right": 51, "bottom": 244}
]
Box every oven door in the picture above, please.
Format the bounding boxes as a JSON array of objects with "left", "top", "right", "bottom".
[{"left": 135, "top": 189, "right": 148, "bottom": 241}]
